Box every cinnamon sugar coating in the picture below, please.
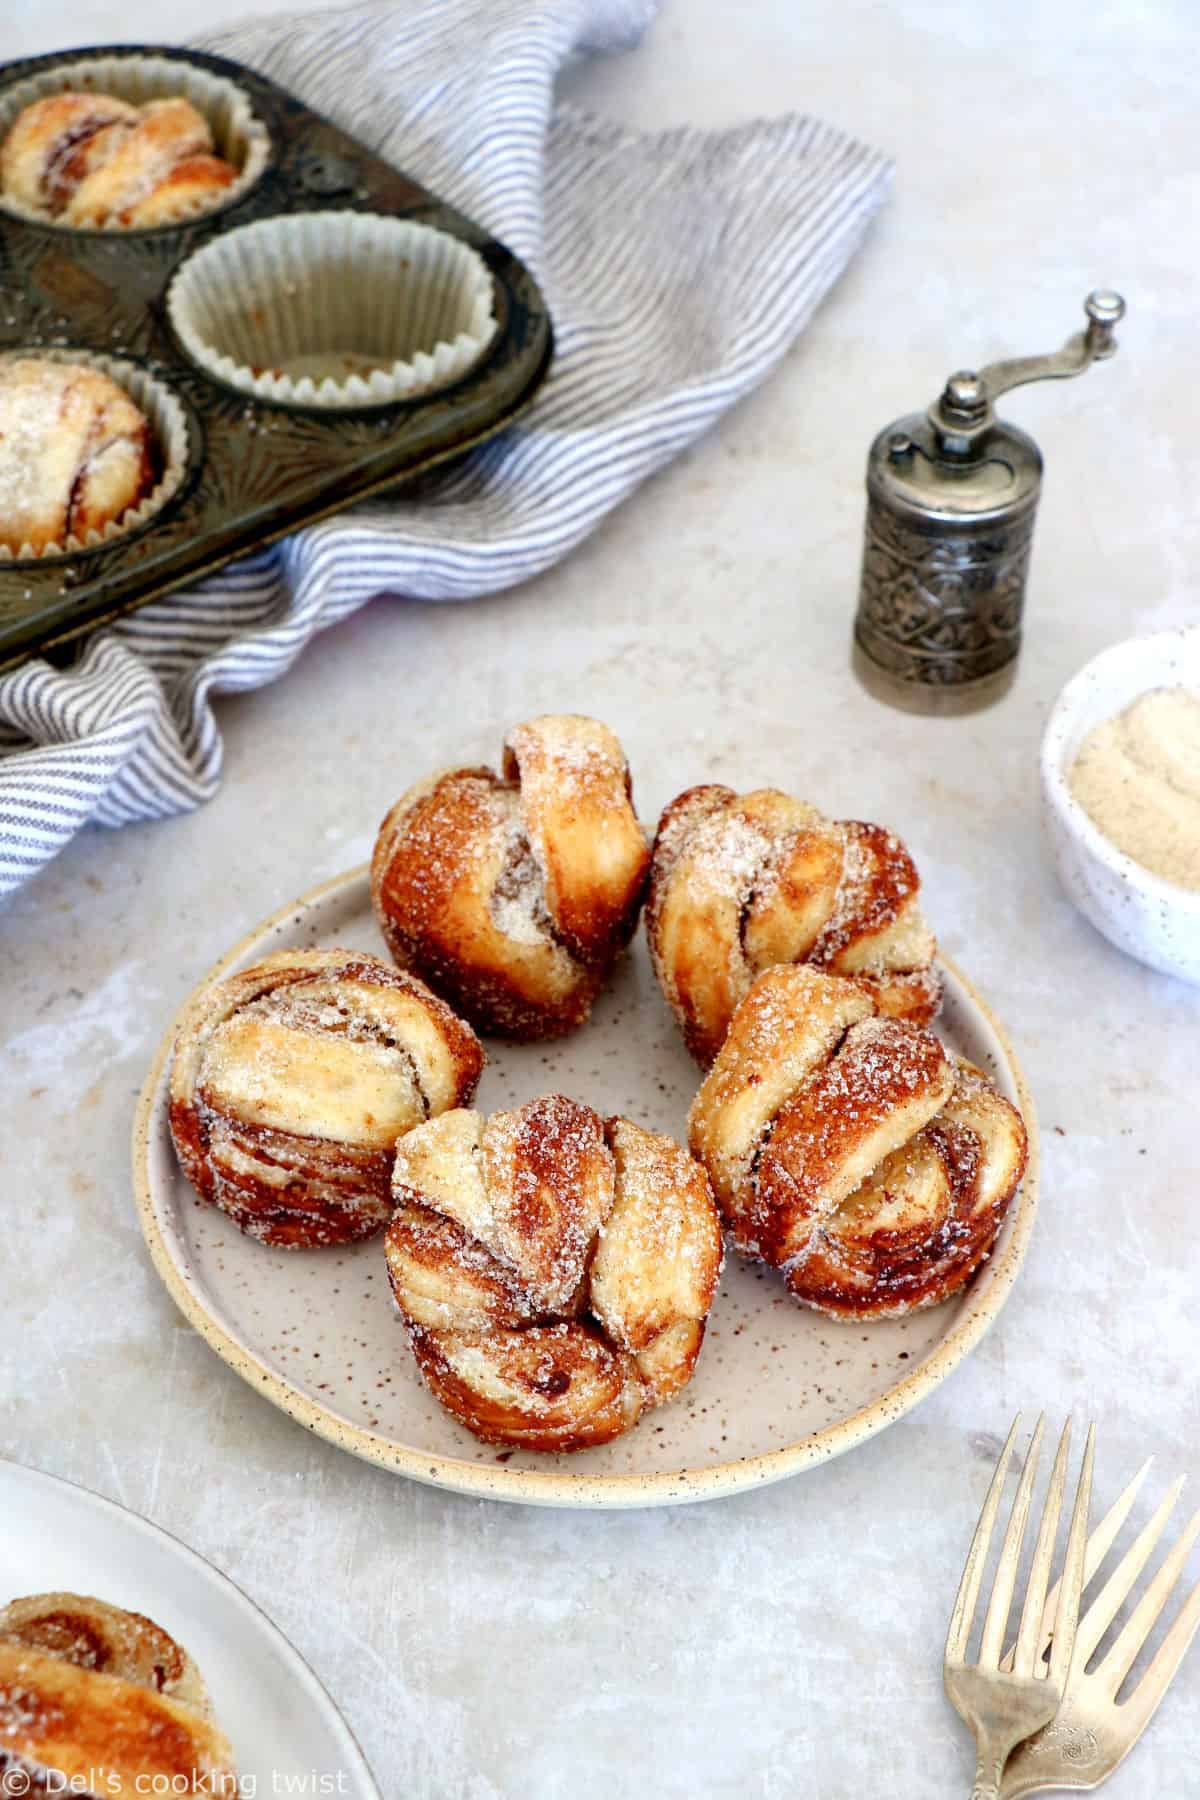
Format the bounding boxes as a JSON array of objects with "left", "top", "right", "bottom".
[
  {"left": 688, "top": 966, "right": 1027, "bottom": 1318},
  {"left": 385, "top": 1095, "right": 723, "bottom": 1451},
  {"left": 169, "top": 948, "right": 484, "bottom": 1249},
  {"left": 370, "top": 715, "right": 651, "bottom": 1039},
  {"left": 0, "top": 1594, "right": 210, "bottom": 1718},
  {"left": 0, "top": 359, "right": 157, "bottom": 556},
  {"left": 0, "top": 1594, "right": 235, "bottom": 1792},
  {"left": 646, "top": 783, "right": 941, "bottom": 1064}
]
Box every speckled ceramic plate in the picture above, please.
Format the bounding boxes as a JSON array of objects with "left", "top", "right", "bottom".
[
  {"left": 0, "top": 1457, "right": 381, "bottom": 1794},
  {"left": 133, "top": 866, "right": 1039, "bottom": 1509}
]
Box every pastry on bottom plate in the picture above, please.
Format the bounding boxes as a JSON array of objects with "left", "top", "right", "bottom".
[
  {"left": 385, "top": 1094, "right": 724, "bottom": 1451},
  {"left": 647, "top": 783, "right": 941, "bottom": 1064},
  {"left": 687, "top": 965, "right": 1027, "bottom": 1317},
  {"left": 0, "top": 358, "right": 159, "bottom": 557},
  {"left": 169, "top": 947, "right": 484, "bottom": 1248},
  {"left": 0, "top": 92, "right": 238, "bottom": 227},
  {"left": 370, "top": 714, "right": 651, "bottom": 1040},
  {"left": 0, "top": 1592, "right": 235, "bottom": 1794}
]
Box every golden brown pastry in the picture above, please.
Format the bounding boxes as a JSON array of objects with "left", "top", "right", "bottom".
[
  {"left": 385, "top": 1093, "right": 724, "bottom": 1450},
  {"left": 688, "top": 965, "right": 1027, "bottom": 1317},
  {"left": 169, "top": 948, "right": 484, "bottom": 1249},
  {"left": 647, "top": 783, "right": 941, "bottom": 1064},
  {"left": 0, "top": 92, "right": 238, "bottom": 227},
  {"left": 0, "top": 1593, "right": 214, "bottom": 1716},
  {"left": 0, "top": 1593, "right": 235, "bottom": 1794},
  {"left": 0, "top": 358, "right": 157, "bottom": 556},
  {"left": 371, "top": 714, "right": 651, "bottom": 1039}
]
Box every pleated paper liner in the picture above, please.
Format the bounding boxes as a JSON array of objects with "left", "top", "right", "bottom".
[
  {"left": 0, "top": 350, "right": 191, "bottom": 562},
  {"left": 167, "top": 211, "right": 498, "bottom": 410},
  {"left": 0, "top": 52, "right": 270, "bottom": 231}
]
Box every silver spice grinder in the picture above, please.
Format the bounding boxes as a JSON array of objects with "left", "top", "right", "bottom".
[{"left": 852, "top": 290, "right": 1126, "bottom": 714}]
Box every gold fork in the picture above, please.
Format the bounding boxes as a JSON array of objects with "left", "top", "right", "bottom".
[
  {"left": 1000, "top": 1454, "right": 1200, "bottom": 1796},
  {"left": 945, "top": 1416, "right": 1094, "bottom": 1800}
]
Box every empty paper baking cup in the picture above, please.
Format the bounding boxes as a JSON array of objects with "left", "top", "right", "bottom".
[
  {"left": 0, "top": 348, "right": 191, "bottom": 561},
  {"left": 0, "top": 53, "right": 270, "bottom": 230},
  {"left": 167, "top": 211, "right": 498, "bottom": 408}
]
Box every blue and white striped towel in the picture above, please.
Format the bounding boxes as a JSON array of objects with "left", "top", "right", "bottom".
[{"left": 0, "top": 0, "right": 891, "bottom": 897}]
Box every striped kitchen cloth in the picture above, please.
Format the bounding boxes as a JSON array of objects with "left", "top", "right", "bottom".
[{"left": 0, "top": 0, "right": 892, "bottom": 896}]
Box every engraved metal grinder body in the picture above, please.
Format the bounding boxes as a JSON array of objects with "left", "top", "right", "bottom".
[{"left": 853, "top": 290, "right": 1126, "bottom": 714}]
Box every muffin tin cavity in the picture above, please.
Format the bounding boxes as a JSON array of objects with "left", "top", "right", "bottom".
[
  {"left": 0, "top": 53, "right": 270, "bottom": 232},
  {"left": 168, "top": 212, "right": 497, "bottom": 409},
  {"left": 0, "top": 43, "right": 553, "bottom": 670}
]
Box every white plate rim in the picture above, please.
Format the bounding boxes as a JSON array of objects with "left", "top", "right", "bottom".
[
  {"left": 0, "top": 1454, "right": 382, "bottom": 1796},
  {"left": 132, "top": 863, "right": 1041, "bottom": 1510}
]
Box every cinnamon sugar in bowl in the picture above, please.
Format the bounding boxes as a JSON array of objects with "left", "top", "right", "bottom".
[{"left": 1041, "top": 626, "right": 1200, "bottom": 985}]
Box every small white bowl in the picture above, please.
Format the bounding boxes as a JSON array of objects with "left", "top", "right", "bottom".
[{"left": 1040, "top": 625, "right": 1200, "bottom": 984}]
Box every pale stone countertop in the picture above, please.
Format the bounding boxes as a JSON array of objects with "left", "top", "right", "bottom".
[{"left": 3, "top": 4, "right": 1198, "bottom": 1796}]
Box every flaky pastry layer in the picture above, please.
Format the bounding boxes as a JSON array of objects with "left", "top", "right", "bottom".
[
  {"left": 688, "top": 966, "right": 1026, "bottom": 1317},
  {"left": 385, "top": 1094, "right": 723, "bottom": 1450}
]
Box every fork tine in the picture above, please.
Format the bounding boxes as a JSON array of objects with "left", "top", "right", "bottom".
[
  {"left": 1048, "top": 1421, "right": 1095, "bottom": 1687},
  {"left": 1082, "top": 1457, "right": 1156, "bottom": 1588},
  {"left": 1000, "top": 1454, "right": 1155, "bottom": 1675},
  {"left": 1075, "top": 1476, "right": 1186, "bottom": 1667},
  {"left": 980, "top": 1415, "right": 1046, "bottom": 1668},
  {"left": 1119, "top": 1571, "right": 1200, "bottom": 1740},
  {"left": 1098, "top": 1505, "right": 1200, "bottom": 1697},
  {"left": 1013, "top": 1417, "right": 1069, "bottom": 1677},
  {"left": 946, "top": 1413, "right": 1022, "bottom": 1663}
]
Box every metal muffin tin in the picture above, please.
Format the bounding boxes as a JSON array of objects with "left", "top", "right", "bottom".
[{"left": 0, "top": 44, "right": 554, "bottom": 671}]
